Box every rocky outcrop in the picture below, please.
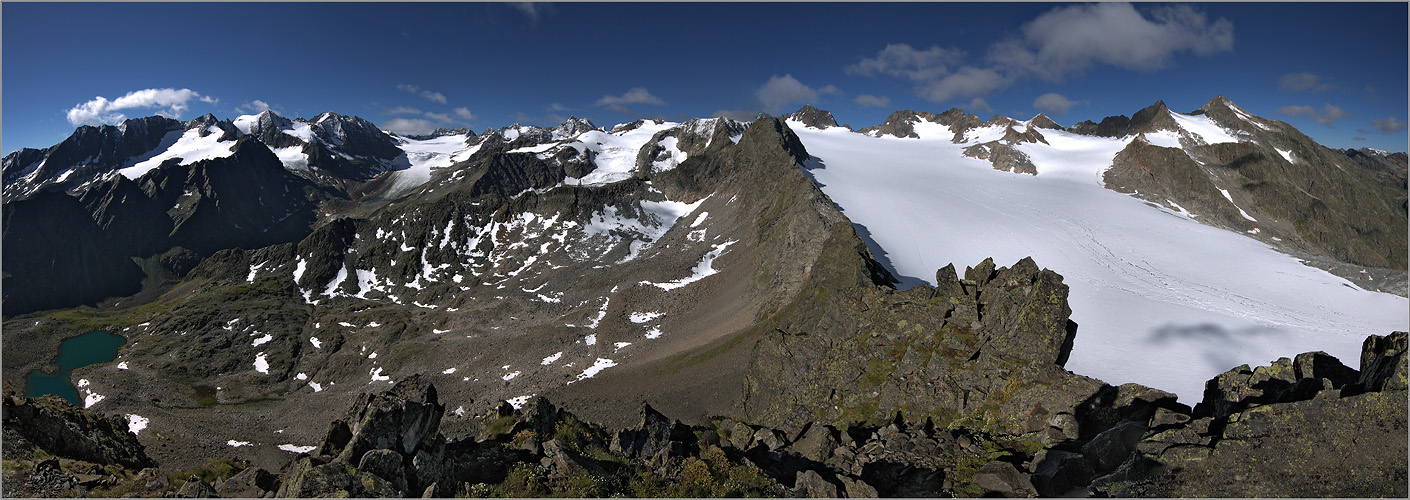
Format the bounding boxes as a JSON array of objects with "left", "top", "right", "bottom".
[
  {"left": 1, "top": 392, "right": 153, "bottom": 469},
  {"left": 280, "top": 375, "right": 451, "bottom": 497},
  {"left": 782, "top": 105, "right": 842, "bottom": 129},
  {"left": 964, "top": 141, "right": 1038, "bottom": 174}
]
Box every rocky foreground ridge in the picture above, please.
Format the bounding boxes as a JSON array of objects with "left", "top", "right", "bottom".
[{"left": 4, "top": 272, "right": 1404, "bottom": 497}]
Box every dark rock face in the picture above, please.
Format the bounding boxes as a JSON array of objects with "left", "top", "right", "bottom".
[
  {"left": 741, "top": 256, "right": 1084, "bottom": 432},
  {"left": 2, "top": 393, "right": 154, "bottom": 469},
  {"left": 1028, "top": 113, "right": 1063, "bottom": 130},
  {"left": 963, "top": 141, "right": 1038, "bottom": 174},
  {"left": 320, "top": 374, "right": 444, "bottom": 461},
  {"left": 213, "top": 466, "right": 278, "bottom": 498},
  {"left": 782, "top": 105, "right": 841, "bottom": 129},
  {"left": 1, "top": 116, "right": 186, "bottom": 201}
]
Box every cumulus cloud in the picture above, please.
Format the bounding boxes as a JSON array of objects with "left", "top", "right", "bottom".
[
  {"left": 380, "top": 106, "right": 475, "bottom": 135},
  {"left": 756, "top": 74, "right": 841, "bottom": 113},
  {"left": 990, "top": 3, "right": 1234, "bottom": 81},
  {"left": 1278, "top": 72, "right": 1334, "bottom": 93},
  {"left": 845, "top": 44, "right": 965, "bottom": 81},
  {"left": 1353, "top": 136, "right": 1367, "bottom": 141},
  {"left": 380, "top": 118, "right": 440, "bottom": 136},
  {"left": 1358, "top": 117, "right": 1407, "bottom": 135},
  {"left": 66, "top": 88, "right": 217, "bottom": 126},
  {"left": 711, "top": 109, "right": 762, "bottom": 121},
  {"left": 854, "top": 94, "right": 892, "bottom": 108},
  {"left": 595, "top": 87, "right": 667, "bottom": 115},
  {"left": 1032, "top": 92, "right": 1089, "bottom": 116},
  {"left": 916, "top": 67, "right": 1007, "bottom": 103},
  {"left": 237, "top": 100, "right": 271, "bottom": 114},
  {"left": 1278, "top": 103, "right": 1350, "bottom": 127},
  {"left": 511, "top": 2, "right": 549, "bottom": 23},
  {"left": 397, "top": 84, "right": 448, "bottom": 104},
  {"left": 967, "top": 97, "right": 994, "bottom": 114}
]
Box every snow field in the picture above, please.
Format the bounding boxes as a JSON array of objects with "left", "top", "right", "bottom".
[{"left": 791, "top": 124, "right": 1408, "bottom": 403}]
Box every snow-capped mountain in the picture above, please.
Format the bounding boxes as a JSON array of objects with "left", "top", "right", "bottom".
[{"left": 2, "top": 98, "right": 1405, "bottom": 468}]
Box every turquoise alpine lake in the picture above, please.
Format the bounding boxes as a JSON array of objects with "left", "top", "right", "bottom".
[{"left": 25, "top": 330, "right": 127, "bottom": 406}]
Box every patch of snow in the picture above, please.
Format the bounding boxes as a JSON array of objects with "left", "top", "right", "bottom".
[
  {"left": 309, "top": 337, "right": 322, "bottom": 349},
  {"left": 562, "top": 121, "right": 678, "bottom": 186},
  {"left": 120, "top": 126, "right": 237, "bottom": 179},
  {"left": 127, "top": 414, "right": 149, "bottom": 434},
  {"left": 309, "top": 382, "right": 323, "bottom": 392},
  {"left": 614, "top": 342, "right": 632, "bottom": 351},
  {"left": 295, "top": 373, "right": 308, "bottom": 380},
  {"left": 443, "top": 367, "right": 457, "bottom": 374},
  {"left": 253, "top": 353, "right": 269, "bottom": 374},
  {"left": 453, "top": 406, "right": 466, "bottom": 417},
  {"left": 116, "top": 361, "right": 129, "bottom": 370},
  {"left": 370, "top": 367, "right": 391, "bottom": 383},
  {"left": 570, "top": 358, "right": 618, "bottom": 383},
  {"left": 584, "top": 334, "right": 597, "bottom": 345},
  {"left": 629, "top": 311, "right": 664, "bottom": 323},
  {"left": 1170, "top": 112, "right": 1241, "bottom": 145},
  {"left": 278, "top": 444, "right": 316, "bottom": 453},
  {"left": 84, "top": 391, "right": 104, "bottom": 408},
  {"left": 252, "top": 334, "right": 273, "bottom": 347},
  {"left": 650, "top": 136, "right": 689, "bottom": 172},
  {"left": 502, "top": 371, "right": 521, "bottom": 381},
  {"left": 293, "top": 258, "right": 307, "bottom": 284},
  {"left": 1143, "top": 130, "right": 1183, "bottom": 149},
  {"left": 641, "top": 240, "right": 737, "bottom": 290},
  {"left": 506, "top": 395, "right": 534, "bottom": 409},
  {"left": 645, "top": 326, "right": 663, "bottom": 339},
  {"left": 227, "top": 440, "right": 253, "bottom": 447},
  {"left": 274, "top": 146, "right": 310, "bottom": 171},
  {"left": 1218, "top": 188, "right": 1258, "bottom": 221},
  {"left": 1276, "top": 148, "right": 1295, "bottom": 164},
  {"left": 542, "top": 352, "right": 563, "bottom": 365}
]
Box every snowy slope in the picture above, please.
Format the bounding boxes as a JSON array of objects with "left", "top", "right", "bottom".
[
  {"left": 386, "top": 134, "right": 477, "bottom": 197},
  {"left": 789, "top": 121, "right": 1409, "bottom": 402}
]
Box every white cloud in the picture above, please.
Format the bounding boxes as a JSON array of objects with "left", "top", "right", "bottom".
[
  {"left": 397, "top": 84, "right": 448, "bottom": 104},
  {"left": 967, "top": 97, "right": 994, "bottom": 114},
  {"left": 1032, "top": 92, "right": 1089, "bottom": 116},
  {"left": 1279, "top": 72, "right": 1334, "bottom": 93},
  {"left": 1368, "top": 116, "right": 1406, "bottom": 134},
  {"left": 423, "top": 112, "right": 454, "bottom": 123},
  {"left": 386, "top": 106, "right": 423, "bottom": 115},
  {"left": 454, "top": 107, "right": 475, "bottom": 120},
  {"left": 596, "top": 87, "right": 666, "bottom": 115},
  {"left": 1278, "top": 103, "right": 1350, "bottom": 127},
  {"left": 66, "top": 88, "right": 216, "bottom": 126},
  {"left": 854, "top": 94, "right": 891, "bottom": 108},
  {"left": 380, "top": 118, "right": 439, "bottom": 135},
  {"left": 596, "top": 87, "right": 666, "bottom": 107},
  {"left": 989, "top": 3, "right": 1234, "bottom": 81},
  {"left": 756, "top": 74, "right": 840, "bottom": 113},
  {"left": 238, "top": 100, "right": 271, "bottom": 114},
  {"left": 711, "top": 109, "right": 760, "bottom": 121},
  {"left": 846, "top": 43, "right": 965, "bottom": 81},
  {"left": 916, "top": 67, "right": 1008, "bottom": 103},
  {"left": 511, "top": 2, "right": 546, "bottom": 23}
]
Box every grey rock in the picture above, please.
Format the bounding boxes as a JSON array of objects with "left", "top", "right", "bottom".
[
  {"left": 175, "top": 476, "right": 216, "bottom": 498},
  {"left": 357, "top": 449, "right": 406, "bottom": 493},
  {"left": 1081, "top": 421, "right": 1148, "bottom": 473},
  {"left": 973, "top": 461, "right": 1036, "bottom": 497},
  {"left": 1030, "top": 450, "right": 1094, "bottom": 497},
  {"left": 786, "top": 424, "right": 839, "bottom": 463},
  {"left": 214, "top": 467, "right": 278, "bottom": 498},
  {"left": 794, "top": 469, "right": 839, "bottom": 498}
]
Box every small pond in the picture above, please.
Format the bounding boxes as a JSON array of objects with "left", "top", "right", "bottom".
[{"left": 25, "top": 330, "right": 127, "bottom": 406}]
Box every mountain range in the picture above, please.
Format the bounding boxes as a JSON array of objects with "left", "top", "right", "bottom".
[{"left": 2, "top": 96, "right": 1405, "bottom": 497}]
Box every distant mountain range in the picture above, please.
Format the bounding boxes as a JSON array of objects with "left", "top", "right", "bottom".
[{"left": 1, "top": 96, "right": 1405, "bottom": 497}]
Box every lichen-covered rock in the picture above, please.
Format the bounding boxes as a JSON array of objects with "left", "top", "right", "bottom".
[
  {"left": 275, "top": 456, "right": 401, "bottom": 498},
  {"left": 325, "top": 375, "right": 444, "bottom": 463},
  {"left": 175, "top": 475, "right": 216, "bottom": 498},
  {"left": 973, "top": 460, "right": 1036, "bottom": 497},
  {"left": 608, "top": 402, "right": 674, "bottom": 459},
  {"left": 1354, "top": 331, "right": 1407, "bottom": 392},
  {"left": 1, "top": 393, "right": 154, "bottom": 469},
  {"left": 213, "top": 466, "right": 278, "bottom": 498},
  {"left": 794, "top": 469, "right": 839, "bottom": 498}
]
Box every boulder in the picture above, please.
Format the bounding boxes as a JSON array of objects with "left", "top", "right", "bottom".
[
  {"left": 838, "top": 475, "right": 879, "bottom": 498},
  {"left": 973, "top": 460, "right": 1036, "bottom": 497},
  {"left": 608, "top": 402, "right": 674, "bottom": 459},
  {"left": 1081, "top": 421, "right": 1148, "bottom": 473},
  {"left": 794, "top": 469, "right": 839, "bottom": 498},
  {"left": 175, "top": 476, "right": 216, "bottom": 498},
  {"left": 786, "top": 423, "right": 839, "bottom": 463},
  {"left": 329, "top": 375, "right": 444, "bottom": 463},
  {"left": 1354, "top": 331, "right": 1407, "bottom": 392},
  {"left": 1030, "top": 450, "right": 1094, "bottom": 496},
  {"left": 356, "top": 449, "right": 406, "bottom": 493},
  {"left": 214, "top": 467, "right": 278, "bottom": 498}
]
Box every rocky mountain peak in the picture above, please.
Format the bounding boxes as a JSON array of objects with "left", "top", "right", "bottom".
[
  {"left": 1029, "top": 113, "right": 1063, "bottom": 130},
  {"left": 782, "top": 104, "right": 840, "bottom": 129},
  {"left": 551, "top": 116, "right": 597, "bottom": 139}
]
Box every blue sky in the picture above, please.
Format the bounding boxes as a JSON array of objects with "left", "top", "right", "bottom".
[{"left": 4, "top": 2, "right": 1407, "bottom": 155}]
